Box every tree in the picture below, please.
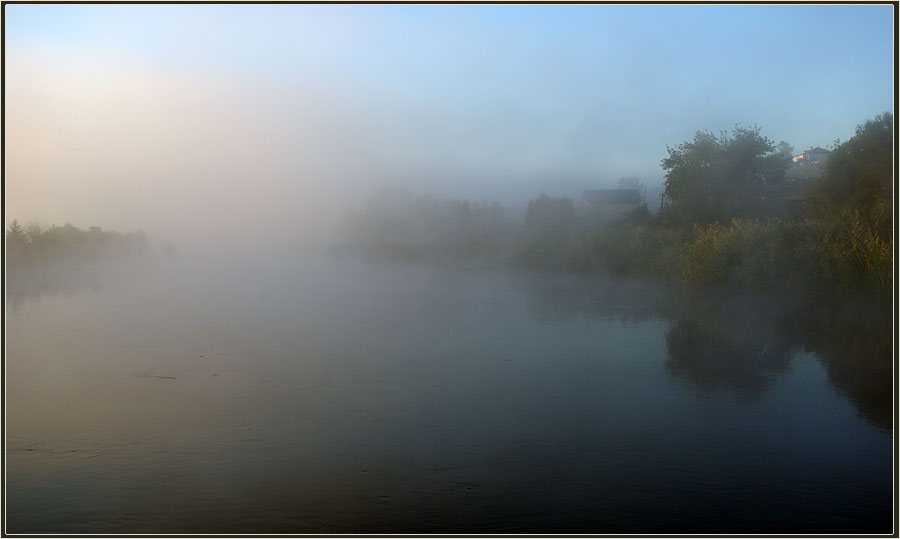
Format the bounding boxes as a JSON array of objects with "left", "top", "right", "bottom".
[
  {"left": 518, "top": 194, "right": 584, "bottom": 271},
  {"left": 617, "top": 176, "right": 646, "bottom": 204},
  {"left": 525, "top": 194, "right": 578, "bottom": 239},
  {"left": 661, "top": 126, "right": 791, "bottom": 224},
  {"left": 807, "top": 112, "right": 893, "bottom": 237},
  {"left": 7, "top": 220, "right": 25, "bottom": 240},
  {"left": 617, "top": 176, "right": 644, "bottom": 190},
  {"left": 6, "top": 220, "right": 28, "bottom": 256}
]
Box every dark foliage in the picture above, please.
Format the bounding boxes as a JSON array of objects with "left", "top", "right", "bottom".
[
  {"left": 6, "top": 221, "right": 148, "bottom": 273},
  {"left": 661, "top": 126, "right": 792, "bottom": 224}
]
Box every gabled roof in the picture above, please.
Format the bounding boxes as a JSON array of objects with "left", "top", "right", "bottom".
[
  {"left": 583, "top": 189, "right": 642, "bottom": 205},
  {"left": 807, "top": 147, "right": 830, "bottom": 155}
]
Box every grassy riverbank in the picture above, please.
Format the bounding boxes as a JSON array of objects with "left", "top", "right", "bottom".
[{"left": 345, "top": 113, "right": 893, "bottom": 301}]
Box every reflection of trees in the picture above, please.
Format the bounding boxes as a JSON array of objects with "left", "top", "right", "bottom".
[
  {"left": 8, "top": 270, "right": 95, "bottom": 311},
  {"left": 665, "top": 293, "right": 891, "bottom": 427},
  {"left": 5, "top": 262, "right": 130, "bottom": 311},
  {"left": 515, "top": 275, "right": 891, "bottom": 429},
  {"left": 5, "top": 222, "right": 150, "bottom": 311},
  {"left": 786, "top": 297, "right": 892, "bottom": 430},
  {"left": 664, "top": 317, "right": 794, "bottom": 399},
  {"left": 662, "top": 293, "right": 890, "bottom": 426}
]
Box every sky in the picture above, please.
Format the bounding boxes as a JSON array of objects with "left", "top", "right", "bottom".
[{"left": 4, "top": 4, "right": 894, "bottom": 245}]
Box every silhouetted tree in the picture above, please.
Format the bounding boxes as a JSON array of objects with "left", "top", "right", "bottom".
[
  {"left": 5, "top": 221, "right": 148, "bottom": 269},
  {"left": 525, "top": 194, "right": 578, "bottom": 239},
  {"left": 807, "top": 112, "right": 893, "bottom": 238},
  {"left": 6, "top": 220, "right": 27, "bottom": 249},
  {"left": 662, "top": 126, "right": 791, "bottom": 224},
  {"left": 616, "top": 176, "right": 645, "bottom": 203}
]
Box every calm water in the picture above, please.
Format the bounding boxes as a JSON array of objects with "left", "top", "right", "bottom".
[{"left": 5, "top": 253, "right": 893, "bottom": 533}]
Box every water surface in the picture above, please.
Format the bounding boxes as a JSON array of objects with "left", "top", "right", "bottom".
[{"left": 5, "top": 254, "right": 893, "bottom": 533}]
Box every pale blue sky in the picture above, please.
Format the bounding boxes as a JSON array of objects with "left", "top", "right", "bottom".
[{"left": 4, "top": 4, "right": 894, "bottom": 229}]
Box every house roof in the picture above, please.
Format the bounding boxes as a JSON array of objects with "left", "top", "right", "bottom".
[
  {"left": 583, "top": 189, "right": 642, "bottom": 205},
  {"left": 793, "top": 147, "right": 831, "bottom": 162}
]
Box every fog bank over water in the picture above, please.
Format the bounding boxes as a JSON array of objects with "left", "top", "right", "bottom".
[
  {"left": 3, "top": 5, "right": 894, "bottom": 534},
  {"left": 5, "top": 46, "right": 576, "bottom": 250},
  {"left": 5, "top": 4, "right": 892, "bottom": 248},
  {"left": 5, "top": 49, "right": 353, "bottom": 251}
]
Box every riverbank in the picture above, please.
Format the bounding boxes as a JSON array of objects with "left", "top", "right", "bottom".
[
  {"left": 513, "top": 212, "right": 891, "bottom": 300},
  {"left": 339, "top": 210, "right": 892, "bottom": 302}
]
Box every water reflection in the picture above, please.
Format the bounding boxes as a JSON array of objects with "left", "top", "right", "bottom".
[
  {"left": 515, "top": 274, "right": 892, "bottom": 430},
  {"left": 5, "top": 259, "right": 145, "bottom": 311},
  {"left": 785, "top": 296, "right": 892, "bottom": 429},
  {"left": 5, "top": 257, "right": 892, "bottom": 532},
  {"left": 666, "top": 292, "right": 891, "bottom": 430},
  {"left": 664, "top": 317, "right": 794, "bottom": 398},
  {"left": 10, "top": 260, "right": 892, "bottom": 431}
]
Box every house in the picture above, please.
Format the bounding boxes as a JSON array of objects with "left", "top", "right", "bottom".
[
  {"left": 582, "top": 189, "right": 643, "bottom": 223},
  {"left": 787, "top": 147, "right": 830, "bottom": 181},
  {"left": 791, "top": 147, "right": 830, "bottom": 164}
]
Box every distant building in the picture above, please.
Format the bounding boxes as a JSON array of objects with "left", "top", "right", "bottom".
[
  {"left": 582, "top": 189, "right": 643, "bottom": 222},
  {"left": 787, "top": 147, "right": 830, "bottom": 181},
  {"left": 791, "top": 147, "right": 830, "bottom": 164}
]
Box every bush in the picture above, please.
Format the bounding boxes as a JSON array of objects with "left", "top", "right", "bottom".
[
  {"left": 807, "top": 112, "right": 893, "bottom": 239},
  {"left": 671, "top": 216, "right": 889, "bottom": 298},
  {"left": 820, "top": 201, "right": 892, "bottom": 298}
]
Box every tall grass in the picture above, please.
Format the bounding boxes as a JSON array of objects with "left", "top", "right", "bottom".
[
  {"left": 677, "top": 219, "right": 825, "bottom": 290},
  {"left": 513, "top": 216, "right": 891, "bottom": 300},
  {"left": 822, "top": 201, "right": 892, "bottom": 298}
]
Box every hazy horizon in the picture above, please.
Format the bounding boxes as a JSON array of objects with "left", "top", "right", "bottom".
[
  {"left": 4, "top": 4, "right": 894, "bottom": 247},
  {"left": 4, "top": 5, "right": 894, "bottom": 533}
]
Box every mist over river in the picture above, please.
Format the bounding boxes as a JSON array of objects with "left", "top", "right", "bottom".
[{"left": 5, "top": 252, "right": 892, "bottom": 533}]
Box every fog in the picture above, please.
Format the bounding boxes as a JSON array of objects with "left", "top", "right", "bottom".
[
  {"left": 4, "top": 4, "right": 894, "bottom": 534},
  {"left": 5, "top": 245, "right": 892, "bottom": 532},
  {"left": 5, "top": 4, "right": 892, "bottom": 251}
]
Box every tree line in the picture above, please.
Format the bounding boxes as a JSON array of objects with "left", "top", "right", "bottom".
[
  {"left": 5, "top": 221, "right": 149, "bottom": 273},
  {"left": 346, "top": 112, "right": 892, "bottom": 299},
  {"left": 8, "top": 112, "right": 892, "bottom": 300}
]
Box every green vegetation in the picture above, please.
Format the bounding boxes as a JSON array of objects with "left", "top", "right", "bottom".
[
  {"left": 806, "top": 112, "right": 893, "bottom": 238},
  {"left": 512, "top": 112, "right": 893, "bottom": 300},
  {"left": 665, "top": 114, "right": 892, "bottom": 298},
  {"left": 664, "top": 289, "right": 891, "bottom": 426},
  {"left": 661, "top": 126, "right": 793, "bottom": 224},
  {"left": 345, "top": 113, "right": 892, "bottom": 300},
  {"left": 5, "top": 221, "right": 148, "bottom": 274},
  {"left": 341, "top": 186, "right": 514, "bottom": 265}
]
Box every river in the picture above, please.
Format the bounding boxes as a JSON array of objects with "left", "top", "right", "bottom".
[{"left": 4, "top": 252, "right": 893, "bottom": 533}]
